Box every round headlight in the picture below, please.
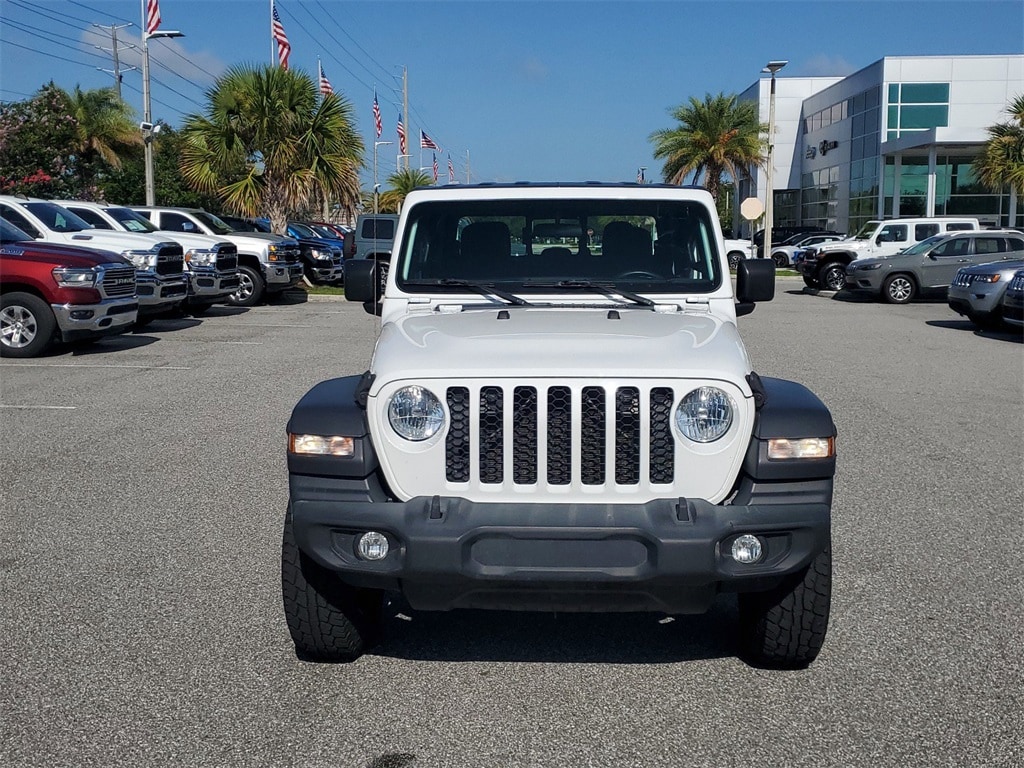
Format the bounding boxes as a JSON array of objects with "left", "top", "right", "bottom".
[
  {"left": 675, "top": 387, "right": 734, "bottom": 443},
  {"left": 388, "top": 385, "right": 445, "bottom": 441}
]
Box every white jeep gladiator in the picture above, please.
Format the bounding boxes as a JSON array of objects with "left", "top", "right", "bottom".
[{"left": 283, "top": 183, "right": 836, "bottom": 668}]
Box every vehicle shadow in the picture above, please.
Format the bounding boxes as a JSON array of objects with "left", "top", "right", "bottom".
[
  {"left": 270, "top": 288, "right": 311, "bottom": 305},
  {"left": 370, "top": 596, "right": 737, "bottom": 665},
  {"left": 65, "top": 333, "right": 159, "bottom": 356},
  {"left": 190, "top": 305, "right": 250, "bottom": 319},
  {"left": 926, "top": 319, "right": 1023, "bottom": 342},
  {"left": 131, "top": 316, "right": 202, "bottom": 333}
]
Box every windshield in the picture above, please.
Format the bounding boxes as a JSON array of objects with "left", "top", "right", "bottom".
[
  {"left": 23, "top": 202, "right": 92, "bottom": 232},
  {"left": 289, "top": 222, "right": 318, "bottom": 239},
  {"left": 396, "top": 198, "right": 722, "bottom": 294},
  {"left": 106, "top": 207, "right": 159, "bottom": 233},
  {"left": 0, "top": 219, "right": 31, "bottom": 243},
  {"left": 900, "top": 235, "right": 946, "bottom": 256},
  {"left": 853, "top": 221, "right": 881, "bottom": 240},
  {"left": 193, "top": 211, "right": 234, "bottom": 235}
]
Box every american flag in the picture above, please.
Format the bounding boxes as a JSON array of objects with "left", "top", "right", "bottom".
[
  {"left": 420, "top": 130, "right": 440, "bottom": 151},
  {"left": 447, "top": 154, "right": 455, "bottom": 184},
  {"left": 397, "top": 112, "right": 406, "bottom": 155},
  {"left": 318, "top": 61, "right": 333, "bottom": 96},
  {"left": 271, "top": 1, "right": 291, "bottom": 70},
  {"left": 372, "top": 91, "right": 382, "bottom": 138},
  {"left": 145, "top": 0, "right": 161, "bottom": 36},
  {"left": 637, "top": 167, "right": 645, "bottom": 183},
  {"left": 432, "top": 153, "right": 438, "bottom": 183}
]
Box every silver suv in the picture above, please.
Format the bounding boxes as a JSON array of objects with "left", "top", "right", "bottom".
[
  {"left": 947, "top": 256, "right": 1024, "bottom": 328},
  {"left": 845, "top": 231, "right": 1024, "bottom": 304}
]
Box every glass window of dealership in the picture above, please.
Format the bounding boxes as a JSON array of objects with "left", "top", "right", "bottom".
[{"left": 734, "top": 55, "right": 1024, "bottom": 236}]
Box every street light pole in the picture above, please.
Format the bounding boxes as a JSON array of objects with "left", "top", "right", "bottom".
[
  {"left": 142, "top": 29, "right": 183, "bottom": 205},
  {"left": 373, "top": 141, "right": 393, "bottom": 214},
  {"left": 762, "top": 59, "right": 787, "bottom": 262}
]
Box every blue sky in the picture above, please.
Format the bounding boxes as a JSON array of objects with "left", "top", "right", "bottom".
[{"left": 1, "top": 0, "right": 1022, "bottom": 190}]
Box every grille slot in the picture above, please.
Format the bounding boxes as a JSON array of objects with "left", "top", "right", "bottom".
[
  {"left": 446, "top": 383, "right": 677, "bottom": 488},
  {"left": 215, "top": 245, "right": 238, "bottom": 271},
  {"left": 156, "top": 245, "right": 185, "bottom": 276}
]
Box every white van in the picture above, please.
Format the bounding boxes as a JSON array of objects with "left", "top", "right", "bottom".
[{"left": 796, "top": 217, "right": 980, "bottom": 290}]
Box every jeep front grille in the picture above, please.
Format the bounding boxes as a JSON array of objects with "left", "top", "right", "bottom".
[
  {"left": 444, "top": 383, "right": 676, "bottom": 487},
  {"left": 952, "top": 270, "right": 976, "bottom": 287},
  {"left": 100, "top": 265, "right": 137, "bottom": 298}
]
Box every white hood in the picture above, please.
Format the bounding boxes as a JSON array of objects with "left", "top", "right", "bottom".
[
  {"left": 53, "top": 230, "right": 172, "bottom": 253},
  {"left": 370, "top": 307, "right": 753, "bottom": 390}
]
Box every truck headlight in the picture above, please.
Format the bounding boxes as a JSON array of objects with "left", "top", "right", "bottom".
[
  {"left": 388, "top": 385, "right": 445, "bottom": 441},
  {"left": 675, "top": 387, "right": 734, "bottom": 443},
  {"left": 52, "top": 267, "right": 97, "bottom": 288},
  {"left": 186, "top": 248, "right": 215, "bottom": 266},
  {"left": 122, "top": 249, "right": 157, "bottom": 269}
]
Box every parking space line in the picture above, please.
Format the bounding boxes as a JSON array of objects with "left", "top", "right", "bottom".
[
  {"left": 0, "top": 363, "right": 192, "bottom": 370},
  {"left": 0, "top": 405, "right": 76, "bottom": 410},
  {"left": 187, "top": 341, "right": 262, "bottom": 345}
]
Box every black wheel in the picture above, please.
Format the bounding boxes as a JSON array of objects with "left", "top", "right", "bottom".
[
  {"left": 376, "top": 259, "right": 390, "bottom": 297},
  {"left": 738, "top": 547, "right": 832, "bottom": 669},
  {"left": 281, "top": 507, "right": 382, "bottom": 662},
  {"left": 819, "top": 263, "right": 846, "bottom": 292},
  {"left": 882, "top": 273, "right": 916, "bottom": 304},
  {"left": 802, "top": 274, "right": 820, "bottom": 289},
  {"left": 133, "top": 315, "right": 155, "bottom": 329},
  {"left": 230, "top": 265, "right": 265, "bottom": 307},
  {"left": 727, "top": 251, "right": 744, "bottom": 270},
  {"left": 0, "top": 291, "right": 56, "bottom": 358},
  {"left": 773, "top": 252, "right": 789, "bottom": 269}
]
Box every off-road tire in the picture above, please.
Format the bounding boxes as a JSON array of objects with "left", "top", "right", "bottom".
[
  {"left": 281, "top": 508, "right": 382, "bottom": 662},
  {"left": 883, "top": 273, "right": 916, "bottom": 304},
  {"left": 376, "top": 258, "right": 390, "bottom": 297},
  {"left": 737, "top": 547, "right": 832, "bottom": 669},
  {"left": 727, "top": 251, "right": 744, "bottom": 270},
  {"left": 230, "top": 265, "right": 265, "bottom": 307},
  {"left": 802, "top": 274, "right": 820, "bottom": 289},
  {"left": 0, "top": 291, "right": 55, "bottom": 358},
  {"left": 819, "top": 263, "right": 846, "bottom": 292}
]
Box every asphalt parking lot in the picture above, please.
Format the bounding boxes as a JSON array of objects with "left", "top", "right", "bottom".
[{"left": 1, "top": 282, "right": 1021, "bottom": 768}]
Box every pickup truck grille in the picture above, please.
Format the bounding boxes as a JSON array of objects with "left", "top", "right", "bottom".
[
  {"left": 215, "top": 245, "right": 238, "bottom": 272},
  {"left": 156, "top": 245, "right": 185, "bottom": 276},
  {"left": 445, "top": 383, "right": 675, "bottom": 486},
  {"left": 276, "top": 244, "right": 301, "bottom": 261},
  {"left": 99, "top": 265, "right": 137, "bottom": 298}
]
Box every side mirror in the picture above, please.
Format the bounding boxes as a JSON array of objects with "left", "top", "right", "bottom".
[
  {"left": 345, "top": 259, "right": 379, "bottom": 303},
  {"left": 736, "top": 258, "right": 775, "bottom": 308}
]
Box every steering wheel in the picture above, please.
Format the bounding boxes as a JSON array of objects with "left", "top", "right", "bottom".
[{"left": 615, "top": 270, "right": 663, "bottom": 280}]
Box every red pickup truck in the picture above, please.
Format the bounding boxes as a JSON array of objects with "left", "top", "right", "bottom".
[{"left": 0, "top": 219, "right": 138, "bottom": 357}]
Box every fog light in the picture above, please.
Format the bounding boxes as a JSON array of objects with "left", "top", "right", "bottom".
[
  {"left": 731, "top": 534, "right": 763, "bottom": 564},
  {"left": 69, "top": 309, "right": 95, "bottom": 320},
  {"left": 357, "top": 531, "right": 389, "bottom": 561}
]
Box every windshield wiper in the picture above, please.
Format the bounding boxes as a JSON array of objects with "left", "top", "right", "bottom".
[
  {"left": 403, "top": 279, "right": 533, "bottom": 306},
  {"left": 526, "top": 280, "right": 656, "bottom": 307}
]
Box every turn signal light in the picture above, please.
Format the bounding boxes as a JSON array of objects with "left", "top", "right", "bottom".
[
  {"left": 767, "top": 437, "right": 834, "bottom": 460},
  {"left": 288, "top": 433, "right": 354, "bottom": 456}
]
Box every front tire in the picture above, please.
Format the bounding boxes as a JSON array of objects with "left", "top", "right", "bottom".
[
  {"left": 819, "top": 263, "right": 846, "bottom": 292},
  {"left": 281, "top": 508, "right": 382, "bottom": 662},
  {"left": 773, "top": 252, "right": 789, "bottom": 269},
  {"left": 230, "top": 265, "right": 265, "bottom": 307},
  {"left": 0, "top": 292, "right": 56, "bottom": 358},
  {"left": 727, "top": 251, "right": 744, "bottom": 270},
  {"left": 883, "top": 273, "right": 916, "bottom": 304},
  {"left": 802, "top": 274, "right": 820, "bottom": 289},
  {"left": 738, "top": 547, "right": 832, "bottom": 669}
]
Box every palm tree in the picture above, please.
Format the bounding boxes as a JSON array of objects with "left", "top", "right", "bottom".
[
  {"left": 179, "top": 64, "right": 363, "bottom": 233},
  {"left": 65, "top": 85, "right": 141, "bottom": 195},
  {"left": 973, "top": 94, "right": 1024, "bottom": 199},
  {"left": 649, "top": 92, "right": 764, "bottom": 202},
  {"left": 377, "top": 168, "right": 432, "bottom": 213}
]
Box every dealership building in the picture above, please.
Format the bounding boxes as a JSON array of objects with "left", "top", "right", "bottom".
[{"left": 733, "top": 54, "right": 1024, "bottom": 237}]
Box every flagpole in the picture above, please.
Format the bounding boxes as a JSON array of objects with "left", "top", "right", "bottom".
[{"left": 270, "top": 0, "right": 273, "bottom": 65}]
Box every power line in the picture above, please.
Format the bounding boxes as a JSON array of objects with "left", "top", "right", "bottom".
[
  {"left": 66, "top": 0, "right": 133, "bottom": 25},
  {"left": 8, "top": 0, "right": 98, "bottom": 28}
]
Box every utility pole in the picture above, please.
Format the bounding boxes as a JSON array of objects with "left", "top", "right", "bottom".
[
  {"left": 93, "top": 23, "right": 135, "bottom": 99},
  {"left": 402, "top": 67, "right": 409, "bottom": 170},
  {"left": 466, "top": 150, "right": 471, "bottom": 184}
]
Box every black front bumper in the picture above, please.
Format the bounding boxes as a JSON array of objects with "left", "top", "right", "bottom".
[{"left": 289, "top": 477, "right": 831, "bottom": 613}]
